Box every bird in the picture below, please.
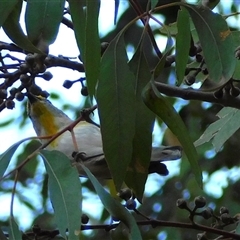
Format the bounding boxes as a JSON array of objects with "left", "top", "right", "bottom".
[{"left": 27, "top": 93, "right": 182, "bottom": 179}]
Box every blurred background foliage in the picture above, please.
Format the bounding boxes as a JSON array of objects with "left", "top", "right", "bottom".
[{"left": 1, "top": 0, "right": 240, "bottom": 239}]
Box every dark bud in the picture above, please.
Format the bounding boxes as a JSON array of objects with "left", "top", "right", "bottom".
[
  {"left": 19, "top": 63, "right": 29, "bottom": 73},
  {"left": 9, "top": 87, "right": 18, "bottom": 96},
  {"left": 235, "top": 46, "right": 240, "bottom": 59},
  {"left": 220, "top": 206, "right": 229, "bottom": 215},
  {"left": 194, "top": 196, "right": 206, "bottom": 209},
  {"left": 42, "top": 71, "right": 53, "bottom": 81},
  {"left": 189, "top": 45, "right": 197, "bottom": 57},
  {"left": 220, "top": 213, "right": 232, "bottom": 224},
  {"left": 40, "top": 90, "right": 50, "bottom": 98},
  {"left": 165, "top": 55, "right": 175, "bottom": 67},
  {"left": 230, "top": 86, "right": 240, "bottom": 97},
  {"left": 185, "top": 75, "right": 195, "bottom": 85},
  {"left": 34, "top": 63, "right": 47, "bottom": 74},
  {"left": 202, "top": 68, "right": 208, "bottom": 75},
  {"left": 201, "top": 207, "right": 213, "bottom": 219},
  {"left": 81, "top": 86, "right": 88, "bottom": 96},
  {"left": 20, "top": 74, "right": 31, "bottom": 87},
  {"left": 0, "top": 89, "right": 8, "bottom": 99},
  {"left": 25, "top": 54, "right": 35, "bottom": 66},
  {"left": 81, "top": 214, "right": 89, "bottom": 224},
  {"left": 213, "top": 88, "right": 223, "bottom": 99},
  {"left": 176, "top": 198, "right": 188, "bottom": 209},
  {"left": 29, "top": 84, "right": 42, "bottom": 96},
  {"left": 196, "top": 54, "right": 203, "bottom": 62},
  {"left": 125, "top": 199, "right": 137, "bottom": 210},
  {"left": 101, "top": 42, "right": 109, "bottom": 55},
  {"left": 117, "top": 188, "right": 133, "bottom": 201},
  {"left": 63, "top": 80, "right": 73, "bottom": 89},
  {"left": 15, "top": 92, "right": 25, "bottom": 101},
  {"left": 5, "top": 99, "right": 15, "bottom": 109}
]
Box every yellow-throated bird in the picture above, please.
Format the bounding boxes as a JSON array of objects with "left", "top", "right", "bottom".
[{"left": 27, "top": 93, "right": 182, "bottom": 178}]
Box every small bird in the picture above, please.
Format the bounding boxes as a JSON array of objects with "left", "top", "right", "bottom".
[{"left": 27, "top": 93, "right": 182, "bottom": 179}]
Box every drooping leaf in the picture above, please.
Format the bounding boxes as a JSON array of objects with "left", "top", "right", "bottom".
[
  {"left": 151, "top": 0, "right": 159, "bottom": 9},
  {"left": 69, "top": 0, "right": 101, "bottom": 97},
  {"left": 175, "top": 8, "right": 191, "bottom": 85},
  {"left": 0, "top": 138, "right": 34, "bottom": 178},
  {"left": 142, "top": 81, "right": 202, "bottom": 188},
  {"left": 41, "top": 150, "right": 82, "bottom": 240},
  {"left": 194, "top": 107, "right": 240, "bottom": 152},
  {"left": 97, "top": 34, "right": 136, "bottom": 190},
  {"left": 81, "top": 164, "right": 142, "bottom": 240},
  {"left": 0, "top": 0, "right": 18, "bottom": 27},
  {"left": 8, "top": 217, "right": 22, "bottom": 240},
  {"left": 68, "top": 0, "right": 86, "bottom": 58},
  {"left": 183, "top": 4, "right": 236, "bottom": 83},
  {"left": 25, "top": 0, "right": 65, "bottom": 45},
  {"left": 2, "top": 1, "right": 41, "bottom": 53},
  {"left": 127, "top": 45, "right": 154, "bottom": 200},
  {"left": 154, "top": 36, "right": 173, "bottom": 79}
]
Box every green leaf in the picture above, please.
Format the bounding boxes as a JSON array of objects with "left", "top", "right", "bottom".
[
  {"left": 2, "top": 1, "right": 41, "bottom": 53},
  {"left": 127, "top": 46, "right": 155, "bottom": 200},
  {"left": 184, "top": 4, "right": 236, "bottom": 82},
  {"left": 96, "top": 34, "right": 136, "bottom": 190},
  {"left": 142, "top": 81, "right": 202, "bottom": 188},
  {"left": 69, "top": 0, "right": 101, "bottom": 97},
  {"left": 41, "top": 150, "right": 82, "bottom": 240},
  {"left": 175, "top": 8, "right": 191, "bottom": 85},
  {"left": 0, "top": 227, "right": 8, "bottom": 240},
  {"left": 68, "top": 0, "right": 86, "bottom": 58},
  {"left": 81, "top": 164, "right": 142, "bottom": 240},
  {"left": 154, "top": 37, "right": 173, "bottom": 79},
  {"left": 0, "top": 138, "right": 33, "bottom": 178},
  {"left": 25, "top": 0, "right": 65, "bottom": 45},
  {"left": 8, "top": 217, "right": 22, "bottom": 240},
  {"left": 194, "top": 107, "right": 240, "bottom": 152},
  {"left": 151, "top": 0, "right": 158, "bottom": 8},
  {"left": 0, "top": 0, "right": 18, "bottom": 27},
  {"left": 85, "top": 0, "right": 101, "bottom": 97}
]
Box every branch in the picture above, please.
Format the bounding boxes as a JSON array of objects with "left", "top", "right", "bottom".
[
  {"left": 155, "top": 81, "right": 240, "bottom": 109},
  {"left": 18, "top": 219, "right": 240, "bottom": 239}
]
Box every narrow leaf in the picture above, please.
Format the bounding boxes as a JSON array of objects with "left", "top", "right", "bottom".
[
  {"left": 184, "top": 4, "right": 236, "bottom": 82},
  {"left": 142, "top": 81, "right": 202, "bottom": 188},
  {"left": 2, "top": 1, "right": 41, "bottom": 53},
  {"left": 151, "top": 0, "right": 158, "bottom": 9},
  {"left": 0, "top": 138, "right": 33, "bottom": 178},
  {"left": 9, "top": 218, "right": 22, "bottom": 240},
  {"left": 194, "top": 107, "right": 240, "bottom": 152},
  {"left": 81, "top": 164, "right": 142, "bottom": 240},
  {"left": 154, "top": 38, "right": 173, "bottom": 79},
  {"left": 176, "top": 8, "right": 191, "bottom": 85},
  {"left": 25, "top": 0, "right": 65, "bottom": 45},
  {"left": 85, "top": 0, "right": 101, "bottom": 96},
  {"left": 68, "top": 0, "right": 86, "bottom": 59},
  {"left": 69, "top": 0, "right": 101, "bottom": 97},
  {"left": 41, "top": 150, "right": 82, "bottom": 240},
  {"left": 0, "top": 0, "right": 18, "bottom": 27},
  {"left": 127, "top": 46, "right": 154, "bottom": 200},
  {"left": 97, "top": 35, "right": 136, "bottom": 190}
]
